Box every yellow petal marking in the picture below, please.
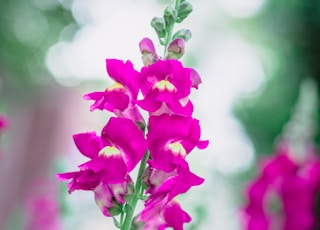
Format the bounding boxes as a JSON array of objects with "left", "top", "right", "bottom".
[
  {"left": 106, "top": 82, "right": 125, "bottom": 91},
  {"left": 166, "top": 141, "right": 186, "bottom": 157},
  {"left": 154, "top": 80, "right": 176, "bottom": 92},
  {"left": 99, "top": 146, "right": 121, "bottom": 157}
]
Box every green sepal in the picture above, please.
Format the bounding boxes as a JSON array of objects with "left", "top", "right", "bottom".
[
  {"left": 108, "top": 202, "right": 123, "bottom": 216},
  {"left": 176, "top": 2, "right": 193, "bottom": 23},
  {"left": 151, "top": 17, "right": 166, "bottom": 38},
  {"left": 163, "top": 5, "right": 177, "bottom": 30},
  {"left": 172, "top": 29, "right": 192, "bottom": 41}
]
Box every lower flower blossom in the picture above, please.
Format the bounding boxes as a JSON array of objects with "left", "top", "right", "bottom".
[{"left": 57, "top": 117, "right": 147, "bottom": 216}]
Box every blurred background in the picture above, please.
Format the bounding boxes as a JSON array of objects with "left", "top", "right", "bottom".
[{"left": 1, "top": 0, "right": 320, "bottom": 229}]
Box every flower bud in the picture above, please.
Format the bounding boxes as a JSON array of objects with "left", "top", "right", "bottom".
[
  {"left": 151, "top": 17, "right": 166, "bottom": 38},
  {"left": 166, "top": 38, "right": 185, "bottom": 60},
  {"left": 176, "top": 2, "right": 193, "bottom": 23},
  {"left": 172, "top": 29, "right": 192, "bottom": 42},
  {"left": 139, "top": 37, "right": 158, "bottom": 66},
  {"left": 163, "top": 5, "right": 177, "bottom": 29}
]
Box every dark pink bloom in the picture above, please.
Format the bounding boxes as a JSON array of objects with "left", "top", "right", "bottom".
[
  {"left": 137, "top": 59, "right": 199, "bottom": 116},
  {"left": 140, "top": 199, "right": 191, "bottom": 230},
  {"left": 140, "top": 161, "right": 203, "bottom": 229},
  {"left": 57, "top": 117, "right": 147, "bottom": 216},
  {"left": 24, "top": 178, "right": 62, "bottom": 230},
  {"left": 84, "top": 59, "right": 144, "bottom": 123},
  {"left": 241, "top": 143, "right": 320, "bottom": 230},
  {"left": 147, "top": 114, "right": 208, "bottom": 172}
]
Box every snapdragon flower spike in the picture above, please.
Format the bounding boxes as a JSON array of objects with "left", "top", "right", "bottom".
[
  {"left": 147, "top": 114, "right": 208, "bottom": 172},
  {"left": 84, "top": 59, "right": 144, "bottom": 123},
  {"left": 137, "top": 59, "right": 196, "bottom": 116},
  {"left": 241, "top": 143, "right": 320, "bottom": 230}
]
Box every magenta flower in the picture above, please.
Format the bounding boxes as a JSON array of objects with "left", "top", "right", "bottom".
[
  {"left": 140, "top": 160, "right": 203, "bottom": 229},
  {"left": 84, "top": 59, "right": 144, "bottom": 123},
  {"left": 137, "top": 59, "right": 197, "bottom": 116},
  {"left": 147, "top": 114, "right": 208, "bottom": 172},
  {"left": 140, "top": 199, "right": 191, "bottom": 230},
  {"left": 57, "top": 117, "right": 148, "bottom": 216},
  {"left": 241, "top": 143, "right": 320, "bottom": 230}
]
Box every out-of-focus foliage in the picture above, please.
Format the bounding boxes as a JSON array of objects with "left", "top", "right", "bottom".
[
  {"left": 0, "top": 0, "right": 76, "bottom": 100},
  {"left": 233, "top": 1, "right": 320, "bottom": 155}
]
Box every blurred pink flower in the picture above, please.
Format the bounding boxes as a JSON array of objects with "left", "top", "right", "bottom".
[{"left": 241, "top": 143, "right": 320, "bottom": 230}]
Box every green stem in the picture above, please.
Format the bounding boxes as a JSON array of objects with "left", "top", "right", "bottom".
[
  {"left": 121, "top": 151, "right": 150, "bottom": 230},
  {"left": 163, "top": 0, "right": 181, "bottom": 57},
  {"left": 175, "top": 0, "right": 181, "bottom": 9}
]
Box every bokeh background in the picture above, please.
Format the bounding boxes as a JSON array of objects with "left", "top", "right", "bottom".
[{"left": 1, "top": 0, "right": 319, "bottom": 229}]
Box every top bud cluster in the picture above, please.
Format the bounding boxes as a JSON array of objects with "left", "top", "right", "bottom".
[
  {"left": 150, "top": 0, "right": 193, "bottom": 60},
  {"left": 57, "top": 1, "right": 208, "bottom": 229}
]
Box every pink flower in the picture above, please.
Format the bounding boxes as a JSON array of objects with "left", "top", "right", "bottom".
[
  {"left": 140, "top": 199, "right": 191, "bottom": 230},
  {"left": 137, "top": 60, "right": 198, "bottom": 116},
  {"left": 147, "top": 114, "right": 208, "bottom": 172},
  {"left": 140, "top": 161, "right": 203, "bottom": 229},
  {"left": 241, "top": 143, "right": 320, "bottom": 230},
  {"left": 57, "top": 117, "right": 148, "bottom": 216},
  {"left": 84, "top": 59, "right": 144, "bottom": 123}
]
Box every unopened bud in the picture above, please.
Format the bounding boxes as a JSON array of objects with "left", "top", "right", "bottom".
[
  {"left": 139, "top": 37, "right": 156, "bottom": 54},
  {"left": 176, "top": 2, "right": 193, "bottom": 23},
  {"left": 139, "top": 37, "right": 158, "bottom": 66},
  {"left": 163, "top": 5, "right": 177, "bottom": 29},
  {"left": 172, "top": 29, "right": 192, "bottom": 42},
  {"left": 151, "top": 17, "right": 166, "bottom": 38},
  {"left": 166, "top": 38, "right": 185, "bottom": 60}
]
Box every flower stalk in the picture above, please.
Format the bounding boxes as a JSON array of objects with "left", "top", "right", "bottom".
[
  {"left": 121, "top": 151, "right": 149, "bottom": 230},
  {"left": 57, "top": 1, "right": 207, "bottom": 229}
]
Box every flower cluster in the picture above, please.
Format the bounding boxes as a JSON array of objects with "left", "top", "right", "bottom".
[
  {"left": 240, "top": 142, "right": 320, "bottom": 230},
  {"left": 57, "top": 1, "right": 208, "bottom": 229},
  {"left": 58, "top": 56, "right": 207, "bottom": 229}
]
